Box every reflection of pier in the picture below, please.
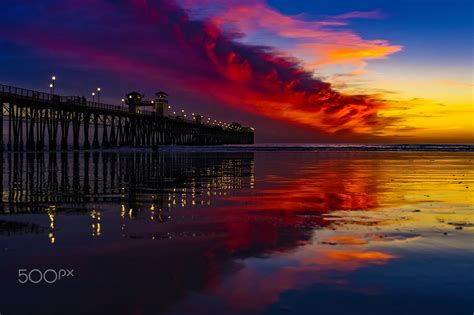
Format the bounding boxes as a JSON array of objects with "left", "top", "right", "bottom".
[
  {"left": 0, "top": 84, "right": 254, "bottom": 150},
  {"left": 0, "top": 151, "right": 254, "bottom": 214}
]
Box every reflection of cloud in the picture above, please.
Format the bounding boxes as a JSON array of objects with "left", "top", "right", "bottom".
[
  {"left": 225, "top": 159, "right": 380, "bottom": 213},
  {"left": 325, "top": 250, "right": 396, "bottom": 263},
  {"left": 321, "top": 235, "right": 368, "bottom": 245},
  {"left": 212, "top": 247, "right": 397, "bottom": 311}
]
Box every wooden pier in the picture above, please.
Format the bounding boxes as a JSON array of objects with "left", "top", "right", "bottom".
[{"left": 0, "top": 84, "right": 254, "bottom": 151}]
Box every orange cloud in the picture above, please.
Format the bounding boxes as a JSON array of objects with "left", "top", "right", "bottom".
[
  {"left": 301, "top": 42, "right": 402, "bottom": 71},
  {"left": 182, "top": 1, "right": 402, "bottom": 73}
]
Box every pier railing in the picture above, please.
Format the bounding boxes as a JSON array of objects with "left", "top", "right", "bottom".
[
  {"left": 0, "top": 84, "right": 244, "bottom": 131},
  {"left": 1, "top": 84, "right": 54, "bottom": 102},
  {"left": 0, "top": 84, "right": 147, "bottom": 115}
]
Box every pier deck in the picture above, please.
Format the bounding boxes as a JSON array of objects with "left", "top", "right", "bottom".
[{"left": 0, "top": 84, "right": 254, "bottom": 151}]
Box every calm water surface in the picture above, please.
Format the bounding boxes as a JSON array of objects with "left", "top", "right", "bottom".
[{"left": 0, "top": 150, "right": 472, "bottom": 315}]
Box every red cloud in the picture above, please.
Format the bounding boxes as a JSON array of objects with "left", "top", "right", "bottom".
[{"left": 1, "top": 0, "right": 401, "bottom": 138}]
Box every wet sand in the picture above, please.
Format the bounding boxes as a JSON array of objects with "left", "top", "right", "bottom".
[{"left": 0, "top": 150, "right": 472, "bottom": 314}]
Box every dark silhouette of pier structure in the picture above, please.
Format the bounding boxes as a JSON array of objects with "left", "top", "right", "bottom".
[{"left": 0, "top": 84, "right": 254, "bottom": 151}]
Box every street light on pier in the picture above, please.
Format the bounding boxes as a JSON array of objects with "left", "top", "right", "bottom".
[
  {"left": 50, "top": 75, "right": 56, "bottom": 94},
  {"left": 92, "top": 92, "right": 96, "bottom": 102},
  {"left": 97, "top": 87, "right": 101, "bottom": 103},
  {"left": 49, "top": 83, "right": 53, "bottom": 94},
  {"left": 168, "top": 105, "right": 171, "bottom": 116}
]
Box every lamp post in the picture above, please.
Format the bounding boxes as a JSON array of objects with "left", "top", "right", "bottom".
[
  {"left": 51, "top": 76, "right": 56, "bottom": 94},
  {"left": 49, "top": 83, "right": 54, "bottom": 94},
  {"left": 168, "top": 105, "right": 171, "bottom": 116},
  {"left": 97, "top": 88, "right": 101, "bottom": 103},
  {"left": 92, "top": 92, "right": 96, "bottom": 102}
]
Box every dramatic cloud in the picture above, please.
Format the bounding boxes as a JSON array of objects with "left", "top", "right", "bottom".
[
  {"left": 0, "top": 0, "right": 402, "bottom": 138},
  {"left": 178, "top": 0, "right": 401, "bottom": 72}
]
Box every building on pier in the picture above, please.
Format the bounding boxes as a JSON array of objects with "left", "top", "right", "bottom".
[
  {"left": 154, "top": 91, "right": 168, "bottom": 116},
  {"left": 194, "top": 115, "right": 202, "bottom": 124},
  {"left": 126, "top": 91, "right": 168, "bottom": 116},
  {"left": 126, "top": 91, "right": 143, "bottom": 114}
]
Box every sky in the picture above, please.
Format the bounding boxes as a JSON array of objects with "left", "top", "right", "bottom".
[{"left": 0, "top": 0, "right": 472, "bottom": 143}]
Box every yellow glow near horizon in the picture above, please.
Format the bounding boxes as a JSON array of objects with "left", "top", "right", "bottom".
[{"left": 326, "top": 64, "right": 474, "bottom": 142}]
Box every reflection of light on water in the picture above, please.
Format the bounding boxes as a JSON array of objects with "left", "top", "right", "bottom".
[
  {"left": 49, "top": 214, "right": 55, "bottom": 229},
  {"left": 47, "top": 206, "right": 56, "bottom": 244},
  {"left": 150, "top": 203, "right": 155, "bottom": 221},
  {"left": 48, "top": 232, "right": 55, "bottom": 244},
  {"left": 92, "top": 223, "right": 101, "bottom": 237},
  {"left": 9, "top": 152, "right": 471, "bottom": 251},
  {"left": 45, "top": 152, "right": 251, "bottom": 238},
  {"left": 121, "top": 204, "right": 126, "bottom": 218},
  {"left": 91, "top": 209, "right": 102, "bottom": 237}
]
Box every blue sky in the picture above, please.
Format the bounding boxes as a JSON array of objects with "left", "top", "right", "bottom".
[{"left": 0, "top": 0, "right": 472, "bottom": 142}]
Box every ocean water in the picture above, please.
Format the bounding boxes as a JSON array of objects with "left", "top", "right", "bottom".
[
  {"left": 158, "top": 143, "right": 474, "bottom": 152},
  {"left": 0, "top": 147, "right": 473, "bottom": 314}
]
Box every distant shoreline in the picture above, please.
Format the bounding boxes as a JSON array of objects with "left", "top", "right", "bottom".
[{"left": 156, "top": 144, "right": 474, "bottom": 153}]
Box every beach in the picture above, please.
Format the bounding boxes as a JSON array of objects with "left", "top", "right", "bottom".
[{"left": 0, "top": 148, "right": 473, "bottom": 314}]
